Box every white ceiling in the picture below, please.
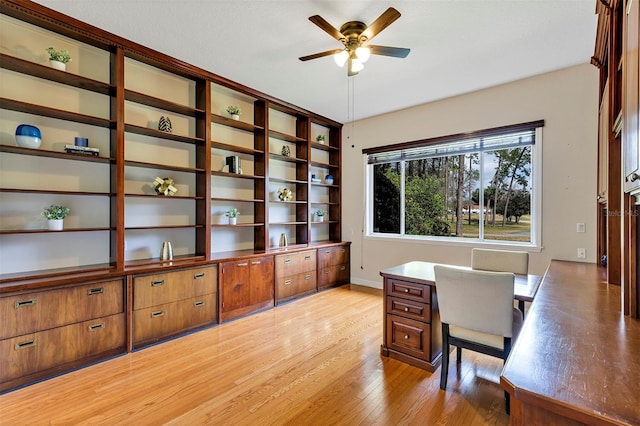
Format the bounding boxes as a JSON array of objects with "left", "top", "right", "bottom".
[{"left": 34, "top": 0, "right": 597, "bottom": 124}]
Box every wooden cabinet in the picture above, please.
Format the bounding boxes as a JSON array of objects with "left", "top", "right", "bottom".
[
  {"left": 132, "top": 265, "right": 217, "bottom": 347},
  {"left": 275, "top": 249, "right": 317, "bottom": 303},
  {"left": 379, "top": 273, "right": 442, "bottom": 372},
  {"left": 0, "top": 279, "right": 126, "bottom": 392},
  {"left": 623, "top": 0, "right": 640, "bottom": 193},
  {"left": 219, "top": 255, "right": 274, "bottom": 322},
  {"left": 317, "top": 244, "right": 350, "bottom": 291}
]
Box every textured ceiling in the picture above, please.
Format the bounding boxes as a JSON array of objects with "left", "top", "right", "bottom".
[{"left": 34, "top": 0, "right": 598, "bottom": 124}]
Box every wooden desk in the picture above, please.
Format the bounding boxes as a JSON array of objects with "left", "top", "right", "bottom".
[
  {"left": 501, "top": 260, "right": 640, "bottom": 425},
  {"left": 379, "top": 261, "right": 541, "bottom": 372}
]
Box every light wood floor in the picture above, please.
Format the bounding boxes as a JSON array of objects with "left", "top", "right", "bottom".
[{"left": 0, "top": 285, "right": 509, "bottom": 425}]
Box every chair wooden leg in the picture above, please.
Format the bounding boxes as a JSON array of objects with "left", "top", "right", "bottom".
[
  {"left": 440, "top": 323, "right": 450, "bottom": 390},
  {"left": 456, "top": 346, "right": 462, "bottom": 364}
]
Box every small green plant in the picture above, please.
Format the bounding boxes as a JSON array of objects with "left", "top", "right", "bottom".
[
  {"left": 315, "top": 209, "right": 326, "bottom": 217},
  {"left": 46, "top": 47, "right": 72, "bottom": 64},
  {"left": 225, "top": 208, "right": 239, "bottom": 218},
  {"left": 42, "top": 205, "right": 70, "bottom": 220},
  {"left": 226, "top": 105, "right": 241, "bottom": 115},
  {"left": 315, "top": 134, "right": 326, "bottom": 142}
]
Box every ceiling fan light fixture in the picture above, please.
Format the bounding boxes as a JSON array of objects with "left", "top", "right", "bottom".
[
  {"left": 355, "top": 46, "right": 371, "bottom": 63},
  {"left": 334, "top": 50, "right": 349, "bottom": 67},
  {"left": 350, "top": 57, "right": 364, "bottom": 73}
]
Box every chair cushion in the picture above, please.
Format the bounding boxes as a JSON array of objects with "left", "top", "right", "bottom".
[{"left": 449, "top": 307, "right": 524, "bottom": 350}]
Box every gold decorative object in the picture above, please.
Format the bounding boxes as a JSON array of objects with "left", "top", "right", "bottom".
[
  {"left": 153, "top": 177, "right": 178, "bottom": 196},
  {"left": 277, "top": 187, "right": 293, "bottom": 201}
]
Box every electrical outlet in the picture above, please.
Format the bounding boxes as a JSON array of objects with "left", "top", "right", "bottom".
[
  {"left": 577, "top": 248, "right": 586, "bottom": 259},
  {"left": 576, "top": 223, "right": 586, "bottom": 233}
]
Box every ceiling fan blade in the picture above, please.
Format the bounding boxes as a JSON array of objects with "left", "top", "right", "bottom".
[
  {"left": 299, "top": 49, "right": 344, "bottom": 62},
  {"left": 360, "top": 7, "right": 401, "bottom": 42},
  {"left": 309, "top": 15, "right": 345, "bottom": 42},
  {"left": 369, "top": 45, "right": 410, "bottom": 58}
]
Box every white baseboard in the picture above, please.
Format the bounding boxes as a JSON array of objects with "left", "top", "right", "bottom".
[{"left": 350, "top": 277, "right": 383, "bottom": 290}]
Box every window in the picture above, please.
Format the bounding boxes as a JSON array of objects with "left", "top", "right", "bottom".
[{"left": 364, "top": 121, "right": 543, "bottom": 246}]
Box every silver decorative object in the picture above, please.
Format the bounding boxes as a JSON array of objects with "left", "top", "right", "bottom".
[{"left": 160, "top": 241, "right": 173, "bottom": 260}]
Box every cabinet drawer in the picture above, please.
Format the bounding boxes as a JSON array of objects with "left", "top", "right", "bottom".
[
  {"left": 0, "top": 313, "right": 125, "bottom": 384},
  {"left": 0, "top": 280, "right": 124, "bottom": 340},
  {"left": 387, "top": 296, "right": 431, "bottom": 323},
  {"left": 134, "top": 266, "right": 217, "bottom": 310},
  {"left": 317, "top": 246, "right": 349, "bottom": 269},
  {"left": 386, "top": 278, "right": 432, "bottom": 304},
  {"left": 386, "top": 314, "right": 431, "bottom": 361},
  {"left": 318, "top": 264, "right": 350, "bottom": 290},
  {"left": 276, "top": 271, "right": 317, "bottom": 301},
  {"left": 275, "top": 250, "right": 317, "bottom": 277},
  {"left": 133, "top": 293, "right": 217, "bottom": 344}
]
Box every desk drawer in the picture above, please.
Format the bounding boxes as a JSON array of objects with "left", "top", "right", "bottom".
[
  {"left": 133, "top": 266, "right": 217, "bottom": 310},
  {"left": 386, "top": 278, "right": 431, "bottom": 304},
  {"left": 318, "top": 264, "right": 350, "bottom": 290},
  {"left": 387, "top": 296, "right": 431, "bottom": 323},
  {"left": 0, "top": 280, "right": 124, "bottom": 339},
  {"left": 276, "top": 271, "right": 316, "bottom": 301},
  {"left": 318, "top": 246, "right": 349, "bottom": 269},
  {"left": 275, "top": 250, "right": 317, "bottom": 277},
  {"left": 386, "top": 314, "right": 431, "bottom": 361}
]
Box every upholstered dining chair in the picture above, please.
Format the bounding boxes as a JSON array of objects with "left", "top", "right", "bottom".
[
  {"left": 433, "top": 265, "right": 523, "bottom": 413},
  {"left": 471, "top": 248, "right": 529, "bottom": 275}
]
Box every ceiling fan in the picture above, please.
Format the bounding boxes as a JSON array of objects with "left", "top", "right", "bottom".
[{"left": 299, "top": 7, "right": 410, "bottom": 76}]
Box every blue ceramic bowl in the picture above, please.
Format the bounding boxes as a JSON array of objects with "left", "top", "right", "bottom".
[{"left": 15, "top": 124, "right": 42, "bottom": 149}]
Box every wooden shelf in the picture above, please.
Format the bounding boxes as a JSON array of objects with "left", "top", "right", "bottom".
[
  {"left": 0, "top": 188, "right": 113, "bottom": 196},
  {"left": 271, "top": 200, "right": 307, "bottom": 204},
  {"left": 211, "top": 223, "right": 265, "bottom": 228},
  {"left": 1, "top": 98, "right": 114, "bottom": 128},
  {"left": 125, "top": 89, "right": 205, "bottom": 117},
  {"left": 270, "top": 153, "right": 306, "bottom": 163},
  {"left": 211, "top": 196, "right": 265, "bottom": 203},
  {"left": 310, "top": 160, "right": 339, "bottom": 169},
  {"left": 0, "top": 54, "right": 112, "bottom": 95},
  {"left": 269, "top": 177, "right": 307, "bottom": 184},
  {"left": 0, "top": 145, "right": 113, "bottom": 163},
  {"left": 125, "top": 193, "right": 204, "bottom": 200},
  {"left": 125, "top": 224, "right": 205, "bottom": 231},
  {"left": 0, "top": 227, "right": 114, "bottom": 235},
  {"left": 125, "top": 123, "right": 204, "bottom": 145},
  {"left": 268, "top": 129, "right": 306, "bottom": 144},
  {"left": 124, "top": 159, "right": 205, "bottom": 173},
  {"left": 211, "top": 114, "right": 264, "bottom": 132},
  {"left": 211, "top": 170, "right": 265, "bottom": 180},
  {"left": 310, "top": 141, "right": 339, "bottom": 151},
  {"left": 211, "top": 140, "right": 265, "bottom": 155}
]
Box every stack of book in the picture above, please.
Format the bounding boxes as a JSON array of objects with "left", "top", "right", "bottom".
[{"left": 64, "top": 144, "right": 99, "bottom": 156}]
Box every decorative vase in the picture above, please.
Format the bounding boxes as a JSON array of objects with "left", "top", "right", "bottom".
[
  {"left": 317, "top": 215, "right": 325, "bottom": 222},
  {"left": 158, "top": 116, "right": 172, "bottom": 133},
  {"left": 160, "top": 241, "right": 173, "bottom": 260},
  {"left": 15, "top": 124, "right": 42, "bottom": 149},
  {"left": 229, "top": 217, "right": 237, "bottom": 225},
  {"left": 231, "top": 114, "right": 240, "bottom": 121},
  {"left": 48, "top": 219, "right": 63, "bottom": 231},
  {"left": 49, "top": 60, "right": 66, "bottom": 71},
  {"left": 325, "top": 174, "right": 334, "bottom": 185},
  {"left": 281, "top": 145, "right": 291, "bottom": 157}
]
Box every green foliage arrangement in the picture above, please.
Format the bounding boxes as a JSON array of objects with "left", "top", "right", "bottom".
[
  {"left": 46, "top": 47, "right": 72, "bottom": 64},
  {"left": 315, "top": 209, "right": 326, "bottom": 217},
  {"left": 42, "top": 205, "right": 70, "bottom": 220},
  {"left": 225, "top": 208, "right": 239, "bottom": 218},
  {"left": 315, "top": 134, "right": 326, "bottom": 142},
  {"left": 226, "top": 105, "right": 241, "bottom": 115}
]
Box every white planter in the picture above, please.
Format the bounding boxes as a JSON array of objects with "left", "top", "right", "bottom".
[
  {"left": 48, "top": 219, "right": 64, "bottom": 231},
  {"left": 316, "top": 215, "right": 325, "bottom": 222},
  {"left": 229, "top": 217, "right": 237, "bottom": 225},
  {"left": 49, "top": 60, "right": 66, "bottom": 71},
  {"left": 231, "top": 114, "right": 240, "bottom": 121}
]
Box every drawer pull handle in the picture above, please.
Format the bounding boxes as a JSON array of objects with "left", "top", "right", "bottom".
[
  {"left": 284, "top": 259, "right": 292, "bottom": 264},
  {"left": 404, "top": 335, "right": 410, "bottom": 340},
  {"left": 15, "top": 299, "right": 36, "bottom": 309},
  {"left": 324, "top": 251, "right": 330, "bottom": 255},
  {"left": 341, "top": 249, "right": 345, "bottom": 253},
  {"left": 88, "top": 323, "right": 104, "bottom": 331},
  {"left": 194, "top": 301, "right": 204, "bottom": 307},
  {"left": 237, "top": 262, "right": 248, "bottom": 267},
  {"left": 304, "top": 256, "right": 311, "bottom": 260},
  {"left": 15, "top": 339, "right": 36, "bottom": 350},
  {"left": 194, "top": 273, "right": 205, "bottom": 279},
  {"left": 340, "top": 266, "right": 346, "bottom": 271},
  {"left": 404, "top": 288, "right": 410, "bottom": 293},
  {"left": 151, "top": 280, "right": 165, "bottom": 287},
  {"left": 88, "top": 287, "right": 104, "bottom": 295},
  {"left": 251, "top": 261, "right": 261, "bottom": 265},
  {"left": 404, "top": 307, "right": 409, "bottom": 312},
  {"left": 284, "top": 279, "right": 292, "bottom": 285},
  {"left": 305, "top": 275, "right": 312, "bottom": 280},
  {"left": 151, "top": 310, "right": 165, "bottom": 318},
  {"left": 324, "top": 269, "right": 330, "bottom": 274}
]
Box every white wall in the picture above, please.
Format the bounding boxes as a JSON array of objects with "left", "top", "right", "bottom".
[{"left": 342, "top": 64, "right": 599, "bottom": 288}]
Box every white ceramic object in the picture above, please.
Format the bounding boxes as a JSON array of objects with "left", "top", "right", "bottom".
[
  {"left": 229, "top": 217, "right": 237, "bottom": 225},
  {"left": 48, "top": 219, "right": 63, "bottom": 231},
  {"left": 231, "top": 114, "right": 240, "bottom": 121},
  {"left": 15, "top": 135, "right": 42, "bottom": 149},
  {"left": 49, "top": 60, "right": 66, "bottom": 71}
]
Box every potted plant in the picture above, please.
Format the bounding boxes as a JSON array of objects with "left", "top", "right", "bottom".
[
  {"left": 315, "top": 209, "right": 326, "bottom": 222},
  {"left": 46, "top": 47, "right": 71, "bottom": 71},
  {"left": 226, "top": 106, "right": 241, "bottom": 120},
  {"left": 315, "top": 134, "right": 326, "bottom": 144},
  {"left": 42, "top": 204, "right": 70, "bottom": 231},
  {"left": 225, "top": 208, "right": 239, "bottom": 224}
]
